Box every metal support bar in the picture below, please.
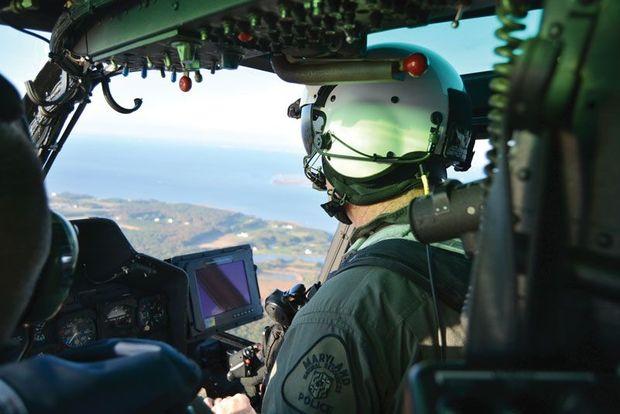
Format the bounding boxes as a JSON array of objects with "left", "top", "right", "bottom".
[
  {"left": 270, "top": 55, "right": 401, "bottom": 85},
  {"left": 42, "top": 96, "right": 89, "bottom": 176}
]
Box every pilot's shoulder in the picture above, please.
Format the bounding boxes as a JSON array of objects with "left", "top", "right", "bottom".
[{"left": 300, "top": 263, "right": 430, "bottom": 326}]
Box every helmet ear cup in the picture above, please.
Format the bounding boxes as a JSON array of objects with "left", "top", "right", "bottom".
[
  {"left": 444, "top": 88, "right": 475, "bottom": 171},
  {"left": 315, "top": 134, "right": 326, "bottom": 151},
  {"left": 21, "top": 212, "right": 79, "bottom": 325},
  {"left": 316, "top": 132, "right": 333, "bottom": 152}
]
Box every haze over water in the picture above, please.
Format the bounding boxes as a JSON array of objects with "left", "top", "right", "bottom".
[{"left": 46, "top": 135, "right": 339, "bottom": 233}]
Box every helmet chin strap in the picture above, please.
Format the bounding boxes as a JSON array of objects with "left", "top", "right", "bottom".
[
  {"left": 320, "top": 190, "right": 352, "bottom": 225},
  {"left": 320, "top": 164, "right": 437, "bottom": 225}
]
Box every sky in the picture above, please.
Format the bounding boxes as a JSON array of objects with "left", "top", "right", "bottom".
[
  {"left": 0, "top": 11, "right": 542, "bottom": 154},
  {"left": 0, "top": 11, "right": 543, "bottom": 230}
]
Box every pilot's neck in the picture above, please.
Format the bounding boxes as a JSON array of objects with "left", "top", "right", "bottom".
[{"left": 345, "top": 187, "right": 424, "bottom": 228}]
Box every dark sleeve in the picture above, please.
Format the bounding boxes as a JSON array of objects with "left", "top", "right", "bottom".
[
  {"left": 0, "top": 339, "right": 201, "bottom": 414},
  {"left": 260, "top": 266, "right": 435, "bottom": 414},
  {"left": 261, "top": 310, "right": 376, "bottom": 414}
]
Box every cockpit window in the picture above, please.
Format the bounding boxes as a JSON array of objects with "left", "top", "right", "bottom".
[
  {"left": 0, "top": 12, "right": 542, "bottom": 342},
  {"left": 368, "top": 11, "right": 543, "bottom": 73},
  {"left": 43, "top": 68, "right": 333, "bottom": 341},
  {"left": 1, "top": 25, "right": 335, "bottom": 342}
]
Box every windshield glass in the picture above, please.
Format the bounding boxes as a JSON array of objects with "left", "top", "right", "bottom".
[{"left": 0, "top": 11, "right": 541, "bottom": 341}]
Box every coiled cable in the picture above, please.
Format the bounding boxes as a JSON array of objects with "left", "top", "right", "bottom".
[{"left": 485, "top": 0, "right": 529, "bottom": 187}]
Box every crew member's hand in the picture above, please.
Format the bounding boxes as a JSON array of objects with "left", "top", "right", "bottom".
[{"left": 204, "top": 393, "right": 256, "bottom": 414}]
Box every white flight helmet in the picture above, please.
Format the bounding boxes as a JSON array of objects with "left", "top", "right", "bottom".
[{"left": 289, "top": 43, "right": 474, "bottom": 223}]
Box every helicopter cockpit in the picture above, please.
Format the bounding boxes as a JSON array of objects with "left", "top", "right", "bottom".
[{"left": 1, "top": 0, "right": 619, "bottom": 413}]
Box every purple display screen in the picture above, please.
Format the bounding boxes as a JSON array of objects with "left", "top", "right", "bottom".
[{"left": 195, "top": 260, "right": 251, "bottom": 318}]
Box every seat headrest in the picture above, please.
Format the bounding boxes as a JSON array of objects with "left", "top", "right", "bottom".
[
  {"left": 0, "top": 75, "right": 24, "bottom": 123},
  {"left": 0, "top": 73, "right": 51, "bottom": 340}
]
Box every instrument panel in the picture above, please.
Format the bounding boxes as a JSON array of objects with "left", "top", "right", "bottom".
[
  {"left": 137, "top": 296, "right": 167, "bottom": 333},
  {"left": 20, "top": 291, "right": 171, "bottom": 354},
  {"left": 8, "top": 217, "right": 256, "bottom": 399},
  {"left": 55, "top": 295, "right": 168, "bottom": 349},
  {"left": 57, "top": 310, "right": 97, "bottom": 349},
  {"left": 11, "top": 217, "right": 190, "bottom": 357}
]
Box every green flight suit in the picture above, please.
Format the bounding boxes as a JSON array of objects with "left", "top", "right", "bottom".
[{"left": 261, "top": 207, "right": 468, "bottom": 414}]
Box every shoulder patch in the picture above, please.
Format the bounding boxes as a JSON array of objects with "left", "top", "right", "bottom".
[{"left": 282, "top": 335, "right": 355, "bottom": 413}]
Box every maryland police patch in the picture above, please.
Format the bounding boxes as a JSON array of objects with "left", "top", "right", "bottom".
[{"left": 282, "top": 335, "right": 355, "bottom": 413}]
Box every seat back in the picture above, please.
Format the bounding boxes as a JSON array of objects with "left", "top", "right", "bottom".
[{"left": 0, "top": 74, "right": 51, "bottom": 340}]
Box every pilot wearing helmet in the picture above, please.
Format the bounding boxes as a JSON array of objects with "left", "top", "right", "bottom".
[{"left": 207, "top": 44, "right": 475, "bottom": 414}]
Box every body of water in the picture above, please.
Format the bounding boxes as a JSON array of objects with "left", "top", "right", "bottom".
[{"left": 46, "top": 135, "right": 338, "bottom": 233}]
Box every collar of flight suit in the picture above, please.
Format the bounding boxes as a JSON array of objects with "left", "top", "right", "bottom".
[
  {"left": 347, "top": 206, "right": 413, "bottom": 254},
  {"left": 347, "top": 205, "right": 465, "bottom": 256}
]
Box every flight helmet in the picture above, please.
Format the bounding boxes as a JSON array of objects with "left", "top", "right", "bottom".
[{"left": 288, "top": 44, "right": 475, "bottom": 224}]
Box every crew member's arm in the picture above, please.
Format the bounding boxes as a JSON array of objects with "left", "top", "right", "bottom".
[
  {"left": 261, "top": 313, "right": 367, "bottom": 413},
  {"left": 0, "top": 339, "right": 201, "bottom": 414},
  {"left": 261, "top": 268, "right": 433, "bottom": 414}
]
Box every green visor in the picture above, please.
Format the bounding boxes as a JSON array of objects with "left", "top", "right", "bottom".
[
  {"left": 322, "top": 102, "right": 434, "bottom": 178},
  {"left": 301, "top": 104, "right": 432, "bottom": 170}
]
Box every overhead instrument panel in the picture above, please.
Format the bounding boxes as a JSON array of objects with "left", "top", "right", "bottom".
[
  {"left": 17, "top": 0, "right": 524, "bottom": 168},
  {"left": 47, "top": 1, "right": 499, "bottom": 90}
]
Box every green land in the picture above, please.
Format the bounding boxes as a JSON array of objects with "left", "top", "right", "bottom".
[{"left": 51, "top": 193, "right": 332, "bottom": 342}]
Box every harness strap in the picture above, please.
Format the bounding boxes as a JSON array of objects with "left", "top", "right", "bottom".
[{"left": 325, "top": 239, "right": 470, "bottom": 312}]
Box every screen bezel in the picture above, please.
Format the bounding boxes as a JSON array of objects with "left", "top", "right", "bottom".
[{"left": 170, "top": 244, "right": 263, "bottom": 338}]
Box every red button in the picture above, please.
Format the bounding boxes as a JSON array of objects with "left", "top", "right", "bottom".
[
  {"left": 179, "top": 75, "right": 192, "bottom": 92},
  {"left": 402, "top": 53, "right": 428, "bottom": 77},
  {"left": 237, "top": 32, "right": 253, "bottom": 42}
]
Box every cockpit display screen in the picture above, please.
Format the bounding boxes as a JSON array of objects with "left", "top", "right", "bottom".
[
  {"left": 195, "top": 260, "right": 251, "bottom": 318},
  {"left": 168, "top": 244, "right": 263, "bottom": 338}
]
